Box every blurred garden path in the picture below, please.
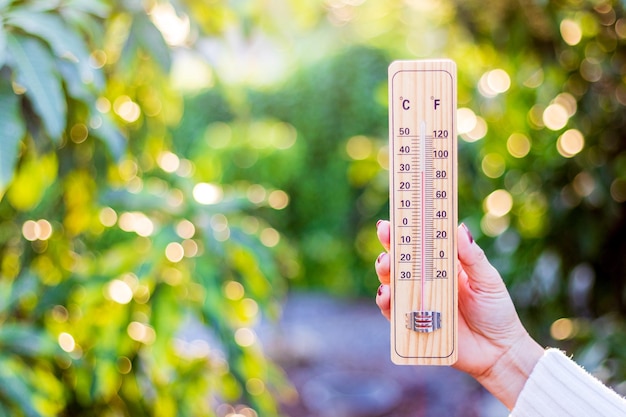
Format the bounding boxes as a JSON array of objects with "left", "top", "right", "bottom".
[{"left": 259, "top": 292, "right": 509, "bottom": 417}]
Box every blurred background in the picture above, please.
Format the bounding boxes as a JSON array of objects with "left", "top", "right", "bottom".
[{"left": 1, "top": 0, "right": 626, "bottom": 416}]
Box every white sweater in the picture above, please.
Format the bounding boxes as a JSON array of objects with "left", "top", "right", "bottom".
[{"left": 511, "top": 348, "right": 626, "bottom": 416}]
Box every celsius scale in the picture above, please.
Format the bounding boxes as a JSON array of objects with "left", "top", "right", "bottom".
[{"left": 388, "top": 60, "right": 458, "bottom": 365}]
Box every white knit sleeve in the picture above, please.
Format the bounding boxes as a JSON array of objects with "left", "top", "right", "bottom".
[{"left": 511, "top": 348, "right": 626, "bottom": 417}]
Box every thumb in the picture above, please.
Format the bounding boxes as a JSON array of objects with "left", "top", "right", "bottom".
[{"left": 457, "top": 224, "right": 506, "bottom": 294}]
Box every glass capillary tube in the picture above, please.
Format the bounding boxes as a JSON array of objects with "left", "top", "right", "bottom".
[{"left": 420, "top": 120, "right": 426, "bottom": 312}]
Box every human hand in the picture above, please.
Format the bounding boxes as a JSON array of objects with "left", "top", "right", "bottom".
[{"left": 374, "top": 220, "right": 544, "bottom": 409}]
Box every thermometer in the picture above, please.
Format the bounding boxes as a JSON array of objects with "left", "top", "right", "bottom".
[{"left": 388, "top": 60, "right": 458, "bottom": 365}]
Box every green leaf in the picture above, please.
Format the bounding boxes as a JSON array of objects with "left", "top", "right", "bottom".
[
  {"left": 0, "top": 21, "right": 6, "bottom": 68},
  {"left": 61, "top": 9, "right": 106, "bottom": 51},
  {"left": 0, "top": 356, "right": 43, "bottom": 417},
  {"left": 6, "top": 34, "right": 66, "bottom": 141},
  {"left": 121, "top": 14, "right": 172, "bottom": 73},
  {"left": 55, "top": 61, "right": 126, "bottom": 159},
  {"left": 56, "top": 59, "right": 93, "bottom": 102},
  {"left": 62, "top": 0, "right": 110, "bottom": 18},
  {"left": 15, "top": 0, "right": 61, "bottom": 12},
  {"left": 7, "top": 9, "right": 104, "bottom": 90},
  {"left": 54, "top": 58, "right": 124, "bottom": 159},
  {"left": 89, "top": 108, "right": 127, "bottom": 160},
  {"left": 5, "top": 151, "right": 58, "bottom": 210},
  {"left": 0, "top": 272, "right": 37, "bottom": 316},
  {"left": 0, "top": 325, "right": 61, "bottom": 358},
  {"left": 0, "top": 81, "right": 26, "bottom": 194}
]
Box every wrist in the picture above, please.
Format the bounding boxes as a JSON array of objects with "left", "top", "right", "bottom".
[{"left": 475, "top": 333, "right": 544, "bottom": 410}]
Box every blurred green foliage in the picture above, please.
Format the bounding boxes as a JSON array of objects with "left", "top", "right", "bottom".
[
  {"left": 2, "top": 0, "right": 626, "bottom": 415},
  {"left": 176, "top": 46, "right": 389, "bottom": 296},
  {"left": 0, "top": 1, "right": 289, "bottom": 416}
]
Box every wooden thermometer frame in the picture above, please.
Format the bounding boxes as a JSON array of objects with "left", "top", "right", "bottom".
[{"left": 388, "top": 60, "right": 458, "bottom": 366}]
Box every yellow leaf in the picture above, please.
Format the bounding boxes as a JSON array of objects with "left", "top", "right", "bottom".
[{"left": 7, "top": 152, "right": 57, "bottom": 211}]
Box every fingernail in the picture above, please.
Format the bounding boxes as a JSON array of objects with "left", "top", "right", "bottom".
[
  {"left": 377, "top": 285, "right": 383, "bottom": 296},
  {"left": 376, "top": 219, "right": 383, "bottom": 229},
  {"left": 461, "top": 223, "right": 474, "bottom": 244},
  {"left": 376, "top": 253, "right": 383, "bottom": 264}
]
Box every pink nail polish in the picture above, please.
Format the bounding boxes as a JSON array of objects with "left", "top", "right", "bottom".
[
  {"left": 377, "top": 285, "right": 383, "bottom": 296},
  {"left": 376, "top": 219, "right": 383, "bottom": 229},
  {"left": 377, "top": 253, "right": 384, "bottom": 264},
  {"left": 461, "top": 223, "right": 474, "bottom": 244}
]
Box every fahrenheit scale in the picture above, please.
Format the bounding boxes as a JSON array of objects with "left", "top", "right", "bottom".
[{"left": 388, "top": 60, "right": 458, "bottom": 365}]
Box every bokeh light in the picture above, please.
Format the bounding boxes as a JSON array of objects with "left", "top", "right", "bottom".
[
  {"left": 158, "top": 151, "right": 181, "bottom": 173},
  {"left": 478, "top": 69, "right": 511, "bottom": 97},
  {"left": 346, "top": 135, "right": 373, "bottom": 159},
  {"left": 550, "top": 318, "right": 578, "bottom": 340},
  {"left": 573, "top": 171, "right": 595, "bottom": 197},
  {"left": 150, "top": 3, "right": 190, "bottom": 46},
  {"left": 224, "top": 281, "right": 245, "bottom": 300},
  {"left": 210, "top": 214, "right": 228, "bottom": 232},
  {"left": 165, "top": 242, "right": 185, "bottom": 263},
  {"left": 543, "top": 103, "right": 569, "bottom": 130},
  {"left": 462, "top": 116, "right": 488, "bottom": 142},
  {"left": 580, "top": 58, "right": 602, "bottom": 82},
  {"left": 58, "top": 332, "right": 76, "bottom": 353},
  {"left": 106, "top": 279, "right": 134, "bottom": 305},
  {"left": 241, "top": 298, "right": 259, "bottom": 319},
  {"left": 247, "top": 184, "right": 267, "bottom": 204},
  {"left": 507, "top": 133, "right": 531, "bottom": 158},
  {"left": 481, "top": 153, "right": 506, "bottom": 178},
  {"left": 234, "top": 328, "right": 256, "bottom": 347},
  {"left": 70, "top": 123, "right": 89, "bottom": 143},
  {"left": 22, "top": 219, "right": 53, "bottom": 241},
  {"left": 99, "top": 207, "right": 118, "bottom": 227},
  {"left": 557, "top": 129, "right": 585, "bottom": 157},
  {"left": 610, "top": 178, "right": 626, "bottom": 202},
  {"left": 117, "top": 357, "right": 132, "bottom": 374},
  {"left": 95, "top": 97, "right": 111, "bottom": 113},
  {"left": 89, "top": 49, "right": 107, "bottom": 69},
  {"left": 127, "top": 321, "right": 156, "bottom": 345},
  {"left": 176, "top": 219, "right": 196, "bottom": 239},
  {"left": 246, "top": 378, "right": 266, "bottom": 396},
  {"left": 457, "top": 107, "right": 477, "bottom": 138},
  {"left": 481, "top": 213, "right": 510, "bottom": 237},
  {"left": 484, "top": 189, "right": 514, "bottom": 217},
  {"left": 268, "top": 190, "right": 289, "bottom": 209},
  {"left": 560, "top": 19, "right": 583, "bottom": 45},
  {"left": 554, "top": 93, "right": 577, "bottom": 117},
  {"left": 118, "top": 212, "right": 155, "bottom": 237},
  {"left": 113, "top": 96, "right": 141, "bottom": 123},
  {"left": 193, "top": 183, "right": 224, "bottom": 205},
  {"left": 270, "top": 122, "right": 297, "bottom": 149},
  {"left": 182, "top": 239, "right": 199, "bottom": 257},
  {"left": 260, "top": 228, "right": 280, "bottom": 247}
]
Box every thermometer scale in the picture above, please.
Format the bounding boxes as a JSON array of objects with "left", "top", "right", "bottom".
[{"left": 388, "top": 60, "right": 458, "bottom": 365}]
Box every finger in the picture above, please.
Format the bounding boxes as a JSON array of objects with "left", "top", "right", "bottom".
[
  {"left": 375, "top": 252, "right": 390, "bottom": 285},
  {"left": 376, "top": 284, "right": 390, "bottom": 320},
  {"left": 376, "top": 220, "right": 391, "bottom": 252},
  {"left": 456, "top": 263, "right": 473, "bottom": 310},
  {"left": 457, "top": 223, "right": 506, "bottom": 293}
]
